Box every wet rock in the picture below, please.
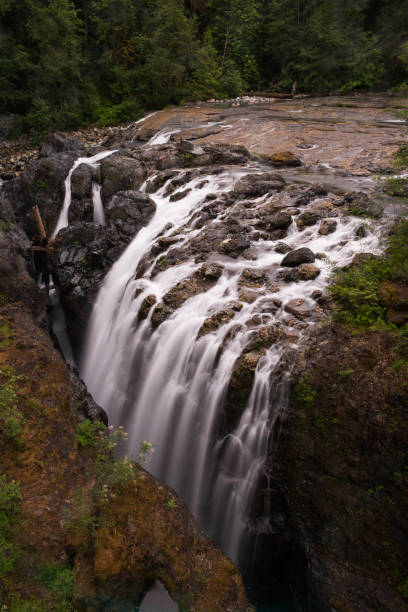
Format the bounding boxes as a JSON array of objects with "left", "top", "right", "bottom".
[
  {"left": 71, "top": 163, "right": 92, "bottom": 200},
  {"left": 275, "top": 242, "right": 291, "bottom": 254},
  {"left": 244, "top": 325, "right": 283, "bottom": 352},
  {"left": 281, "top": 248, "right": 315, "bottom": 267},
  {"left": 138, "top": 294, "right": 157, "bottom": 321},
  {"left": 169, "top": 188, "right": 191, "bottom": 202},
  {"left": 101, "top": 154, "right": 146, "bottom": 205},
  {"left": 10, "top": 152, "right": 77, "bottom": 236},
  {"left": 238, "top": 288, "right": 261, "bottom": 303},
  {"left": 284, "top": 298, "right": 314, "bottom": 319},
  {"left": 234, "top": 173, "right": 285, "bottom": 198},
  {"left": 151, "top": 302, "right": 173, "bottom": 328},
  {"left": 262, "top": 211, "right": 292, "bottom": 232},
  {"left": 218, "top": 233, "right": 251, "bottom": 257},
  {"left": 258, "top": 151, "right": 302, "bottom": 168},
  {"left": 356, "top": 224, "right": 369, "bottom": 238},
  {"left": 198, "top": 309, "right": 236, "bottom": 336},
  {"left": 223, "top": 351, "right": 260, "bottom": 431},
  {"left": 296, "top": 211, "right": 322, "bottom": 229},
  {"left": 378, "top": 281, "right": 408, "bottom": 326},
  {"left": 180, "top": 143, "right": 250, "bottom": 167},
  {"left": 68, "top": 369, "right": 107, "bottom": 424},
  {"left": 318, "top": 219, "right": 337, "bottom": 235},
  {"left": 68, "top": 198, "right": 93, "bottom": 224},
  {"left": 239, "top": 268, "right": 267, "bottom": 288},
  {"left": 297, "top": 263, "right": 320, "bottom": 280},
  {"left": 106, "top": 191, "right": 156, "bottom": 240},
  {"left": 340, "top": 192, "right": 383, "bottom": 218},
  {"left": 153, "top": 263, "right": 224, "bottom": 325},
  {"left": 145, "top": 171, "right": 178, "bottom": 194}
]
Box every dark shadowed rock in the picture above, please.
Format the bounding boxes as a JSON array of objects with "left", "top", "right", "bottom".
[
  {"left": 281, "top": 248, "right": 315, "bottom": 267},
  {"left": 259, "top": 151, "right": 302, "bottom": 168},
  {"left": 106, "top": 190, "right": 156, "bottom": 240},
  {"left": 101, "top": 155, "right": 146, "bottom": 204},
  {"left": 296, "top": 211, "right": 322, "bottom": 229},
  {"left": 39, "top": 132, "right": 83, "bottom": 157}
]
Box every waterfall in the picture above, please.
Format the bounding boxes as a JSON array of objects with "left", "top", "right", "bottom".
[
  {"left": 92, "top": 182, "right": 105, "bottom": 225},
  {"left": 79, "top": 162, "right": 383, "bottom": 568},
  {"left": 52, "top": 149, "right": 116, "bottom": 238}
]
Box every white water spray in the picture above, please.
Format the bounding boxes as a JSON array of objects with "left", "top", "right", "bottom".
[{"left": 52, "top": 150, "right": 116, "bottom": 238}]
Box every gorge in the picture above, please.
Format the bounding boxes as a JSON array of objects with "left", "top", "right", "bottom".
[{"left": 0, "top": 94, "right": 407, "bottom": 611}]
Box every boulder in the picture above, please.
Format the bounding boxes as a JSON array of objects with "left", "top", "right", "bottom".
[
  {"left": 296, "top": 211, "right": 322, "bottom": 229},
  {"left": 198, "top": 309, "right": 236, "bottom": 336},
  {"left": 259, "top": 151, "right": 302, "bottom": 168},
  {"left": 378, "top": 280, "right": 408, "bottom": 326},
  {"left": 106, "top": 190, "right": 156, "bottom": 240},
  {"left": 101, "top": 155, "right": 146, "bottom": 205},
  {"left": 284, "top": 298, "right": 314, "bottom": 319},
  {"left": 39, "top": 132, "right": 83, "bottom": 157},
  {"left": 281, "top": 248, "right": 316, "bottom": 267},
  {"left": 318, "top": 219, "right": 337, "bottom": 235}
]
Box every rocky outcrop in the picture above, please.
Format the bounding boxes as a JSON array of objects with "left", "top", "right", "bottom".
[
  {"left": 0, "top": 301, "right": 252, "bottom": 612},
  {"left": 263, "top": 324, "right": 408, "bottom": 612},
  {"left": 100, "top": 154, "right": 146, "bottom": 205}
]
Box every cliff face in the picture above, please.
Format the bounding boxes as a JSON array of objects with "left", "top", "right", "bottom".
[
  {"left": 0, "top": 230, "right": 251, "bottom": 610},
  {"left": 265, "top": 323, "right": 408, "bottom": 611}
]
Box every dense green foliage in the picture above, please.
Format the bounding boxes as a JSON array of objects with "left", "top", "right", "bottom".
[
  {"left": 330, "top": 221, "right": 408, "bottom": 330},
  {"left": 1, "top": 0, "right": 408, "bottom": 137}
]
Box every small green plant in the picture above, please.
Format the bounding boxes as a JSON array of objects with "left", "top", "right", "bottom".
[
  {"left": 75, "top": 419, "right": 105, "bottom": 448},
  {"left": 383, "top": 177, "right": 408, "bottom": 197},
  {"left": 330, "top": 221, "right": 408, "bottom": 329},
  {"left": 338, "top": 368, "right": 354, "bottom": 378},
  {"left": 0, "top": 220, "right": 9, "bottom": 233},
  {"left": 392, "top": 144, "right": 408, "bottom": 169},
  {"left": 292, "top": 377, "right": 317, "bottom": 409},
  {"left": 167, "top": 496, "right": 176, "bottom": 509},
  {"left": 36, "top": 563, "right": 74, "bottom": 609},
  {"left": 0, "top": 475, "right": 22, "bottom": 578},
  {"left": 138, "top": 440, "right": 155, "bottom": 463}
]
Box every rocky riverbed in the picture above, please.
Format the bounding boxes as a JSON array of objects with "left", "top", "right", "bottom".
[{"left": 0, "top": 94, "right": 407, "bottom": 611}]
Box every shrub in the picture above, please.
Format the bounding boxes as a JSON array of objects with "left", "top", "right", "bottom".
[{"left": 330, "top": 221, "right": 408, "bottom": 329}]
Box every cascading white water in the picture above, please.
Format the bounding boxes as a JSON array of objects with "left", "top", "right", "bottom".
[
  {"left": 52, "top": 150, "right": 116, "bottom": 238},
  {"left": 92, "top": 182, "right": 105, "bottom": 225},
  {"left": 80, "top": 162, "right": 385, "bottom": 566}
]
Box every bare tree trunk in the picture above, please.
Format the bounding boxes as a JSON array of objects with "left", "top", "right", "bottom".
[{"left": 221, "top": 24, "right": 230, "bottom": 74}]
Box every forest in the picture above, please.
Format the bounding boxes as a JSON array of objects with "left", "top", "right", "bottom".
[{"left": 0, "top": 0, "right": 408, "bottom": 138}]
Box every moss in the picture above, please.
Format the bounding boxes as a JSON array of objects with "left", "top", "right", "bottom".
[
  {"left": 383, "top": 176, "right": 408, "bottom": 197},
  {"left": 392, "top": 144, "right": 408, "bottom": 169},
  {"left": 0, "top": 475, "right": 22, "bottom": 579},
  {"left": 0, "top": 219, "right": 9, "bottom": 232},
  {"left": 292, "top": 376, "right": 317, "bottom": 409},
  {"left": 330, "top": 221, "right": 408, "bottom": 329}
]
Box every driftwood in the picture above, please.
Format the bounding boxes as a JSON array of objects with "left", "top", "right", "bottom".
[
  {"left": 243, "top": 91, "right": 293, "bottom": 99},
  {"left": 33, "top": 205, "right": 47, "bottom": 240}
]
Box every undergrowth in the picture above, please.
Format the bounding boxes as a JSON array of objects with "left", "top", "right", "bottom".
[{"left": 330, "top": 221, "right": 408, "bottom": 331}]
